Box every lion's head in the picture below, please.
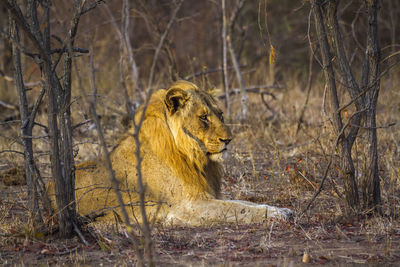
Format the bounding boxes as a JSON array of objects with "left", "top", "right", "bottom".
[{"left": 164, "top": 81, "right": 232, "bottom": 165}]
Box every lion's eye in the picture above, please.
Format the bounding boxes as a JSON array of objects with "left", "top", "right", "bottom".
[
  {"left": 219, "top": 112, "right": 224, "bottom": 122},
  {"left": 199, "top": 114, "right": 208, "bottom": 123}
]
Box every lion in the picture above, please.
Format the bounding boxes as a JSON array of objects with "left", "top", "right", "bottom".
[{"left": 47, "top": 80, "right": 292, "bottom": 226}]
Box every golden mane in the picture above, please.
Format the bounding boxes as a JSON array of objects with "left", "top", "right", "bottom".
[{"left": 115, "top": 81, "right": 222, "bottom": 199}]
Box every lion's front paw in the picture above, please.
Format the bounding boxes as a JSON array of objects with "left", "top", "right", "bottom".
[{"left": 266, "top": 206, "right": 293, "bottom": 220}]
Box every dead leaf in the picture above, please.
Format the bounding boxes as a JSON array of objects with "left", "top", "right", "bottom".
[{"left": 302, "top": 252, "right": 311, "bottom": 263}]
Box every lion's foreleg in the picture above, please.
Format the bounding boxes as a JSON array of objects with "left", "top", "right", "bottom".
[
  {"left": 225, "top": 200, "right": 292, "bottom": 220},
  {"left": 165, "top": 199, "right": 292, "bottom": 226}
]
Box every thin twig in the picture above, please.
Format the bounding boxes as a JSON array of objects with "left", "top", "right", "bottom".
[
  {"left": 221, "top": 0, "right": 230, "bottom": 117},
  {"left": 147, "top": 0, "right": 184, "bottom": 90},
  {"left": 50, "top": 47, "right": 89, "bottom": 54},
  {"left": 73, "top": 221, "right": 89, "bottom": 246},
  {"left": 27, "top": 87, "right": 45, "bottom": 131},
  {"left": 218, "top": 85, "right": 280, "bottom": 99},
  {"left": 72, "top": 119, "right": 92, "bottom": 130},
  {"left": 227, "top": 0, "right": 248, "bottom": 119},
  {"left": 350, "top": 122, "right": 396, "bottom": 130},
  {"left": 184, "top": 65, "right": 247, "bottom": 80},
  {"left": 0, "top": 27, "right": 37, "bottom": 59},
  {"left": 81, "top": 0, "right": 105, "bottom": 15},
  {"left": 0, "top": 150, "right": 25, "bottom": 156},
  {"left": 0, "top": 101, "right": 18, "bottom": 110},
  {"left": 117, "top": 1, "right": 154, "bottom": 264},
  {"left": 296, "top": 49, "right": 314, "bottom": 134},
  {"left": 0, "top": 120, "right": 21, "bottom": 126},
  {"left": 297, "top": 171, "right": 317, "bottom": 191},
  {"left": 54, "top": 247, "right": 79, "bottom": 256},
  {"left": 77, "top": 52, "right": 144, "bottom": 265},
  {"left": 334, "top": 107, "right": 368, "bottom": 148},
  {"left": 20, "top": 134, "right": 49, "bottom": 139},
  {"left": 299, "top": 157, "right": 333, "bottom": 217},
  {"left": 381, "top": 50, "right": 400, "bottom": 63}
]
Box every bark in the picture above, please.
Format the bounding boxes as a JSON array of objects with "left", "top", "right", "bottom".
[
  {"left": 10, "top": 16, "right": 39, "bottom": 218},
  {"left": 2, "top": 6, "right": 12, "bottom": 91},
  {"left": 326, "top": 0, "right": 365, "bottom": 148},
  {"left": 36, "top": 1, "right": 76, "bottom": 238},
  {"left": 221, "top": 0, "right": 230, "bottom": 117},
  {"left": 227, "top": 0, "right": 248, "bottom": 120},
  {"left": 147, "top": 0, "right": 183, "bottom": 90},
  {"left": 227, "top": 35, "right": 248, "bottom": 120},
  {"left": 3, "top": 0, "right": 102, "bottom": 237},
  {"left": 6, "top": 0, "right": 82, "bottom": 237},
  {"left": 362, "top": 0, "right": 381, "bottom": 212},
  {"left": 312, "top": 0, "right": 359, "bottom": 209}
]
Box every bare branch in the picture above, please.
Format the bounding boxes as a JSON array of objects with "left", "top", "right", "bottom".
[
  {"left": 218, "top": 85, "right": 280, "bottom": 99},
  {"left": 296, "top": 50, "right": 314, "bottom": 134},
  {"left": 327, "top": 1, "right": 364, "bottom": 104},
  {"left": 0, "top": 100, "right": 18, "bottom": 110},
  {"left": 51, "top": 47, "right": 89, "bottom": 54},
  {"left": 73, "top": 221, "right": 90, "bottom": 246},
  {"left": 221, "top": 0, "right": 230, "bottom": 116},
  {"left": 381, "top": 50, "right": 400, "bottom": 63},
  {"left": 184, "top": 64, "right": 247, "bottom": 80},
  {"left": 312, "top": 0, "right": 360, "bottom": 209},
  {"left": 147, "top": 0, "right": 184, "bottom": 90},
  {"left": 2, "top": 0, "right": 47, "bottom": 60},
  {"left": 76, "top": 53, "right": 145, "bottom": 265},
  {"left": 28, "top": 87, "right": 45, "bottom": 131},
  {"left": 72, "top": 119, "right": 92, "bottom": 130},
  {"left": 0, "top": 28, "right": 37, "bottom": 59},
  {"left": 351, "top": 4, "right": 364, "bottom": 52},
  {"left": 227, "top": 33, "right": 248, "bottom": 119},
  {"left": 10, "top": 14, "right": 41, "bottom": 221},
  {"left": 80, "top": 0, "right": 106, "bottom": 15},
  {"left": 20, "top": 134, "right": 49, "bottom": 139},
  {"left": 229, "top": 0, "right": 247, "bottom": 33},
  {"left": 0, "top": 149, "right": 24, "bottom": 156},
  {"left": 298, "top": 157, "right": 333, "bottom": 217},
  {"left": 334, "top": 107, "right": 368, "bottom": 148}
]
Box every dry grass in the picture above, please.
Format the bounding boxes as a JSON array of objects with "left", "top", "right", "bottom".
[
  {"left": 1, "top": 1, "right": 399, "bottom": 264},
  {"left": 1, "top": 71, "right": 399, "bottom": 265}
]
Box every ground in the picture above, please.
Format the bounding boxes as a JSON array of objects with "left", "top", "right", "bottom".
[
  {"left": 1, "top": 84, "right": 399, "bottom": 266},
  {"left": 1, "top": 178, "right": 399, "bottom": 266}
]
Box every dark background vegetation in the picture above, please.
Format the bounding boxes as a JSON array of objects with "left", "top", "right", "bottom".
[{"left": 0, "top": 0, "right": 399, "bottom": 265}]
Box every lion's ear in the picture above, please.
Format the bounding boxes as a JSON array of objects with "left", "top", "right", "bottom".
[{"left": 165, "top": 88, "right": 190, "bottom": 114}]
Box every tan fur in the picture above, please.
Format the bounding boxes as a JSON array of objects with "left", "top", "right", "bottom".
[{"left": 47, "top": 80, "right": 291, "bottom": 225}]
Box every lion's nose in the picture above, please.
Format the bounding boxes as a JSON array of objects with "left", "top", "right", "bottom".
[{"left": 219, "top": 138, "right": 232, "bottom": 145}]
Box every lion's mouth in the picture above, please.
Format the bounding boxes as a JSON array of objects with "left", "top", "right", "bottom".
[{"left": 207, "top": 148, "right": 227, "bottom": 155}]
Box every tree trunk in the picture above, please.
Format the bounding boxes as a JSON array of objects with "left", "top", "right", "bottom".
[
  {"left": 221, "top": 0, "right": 230, "bottom": 117},
  {"left": 312, "top": 0, "right": 360, "bottom": 209},
  {"left": 41, "top": 3, "right": 76, "bottom": 237},
  {"left": 362, "top": 0, "right": 381, "bottom": 213},
  {"left": 2, "top": 6, "right": 12, "bottom": 91},
  {"left": 3, "top": 0, "right": 90, "bottom": 238},
  {"left": 10, "top": 16, "right": 39, "bottom": 218},
  {"left": 44, "top": 61, "right": 76, "bottom": 237}
]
